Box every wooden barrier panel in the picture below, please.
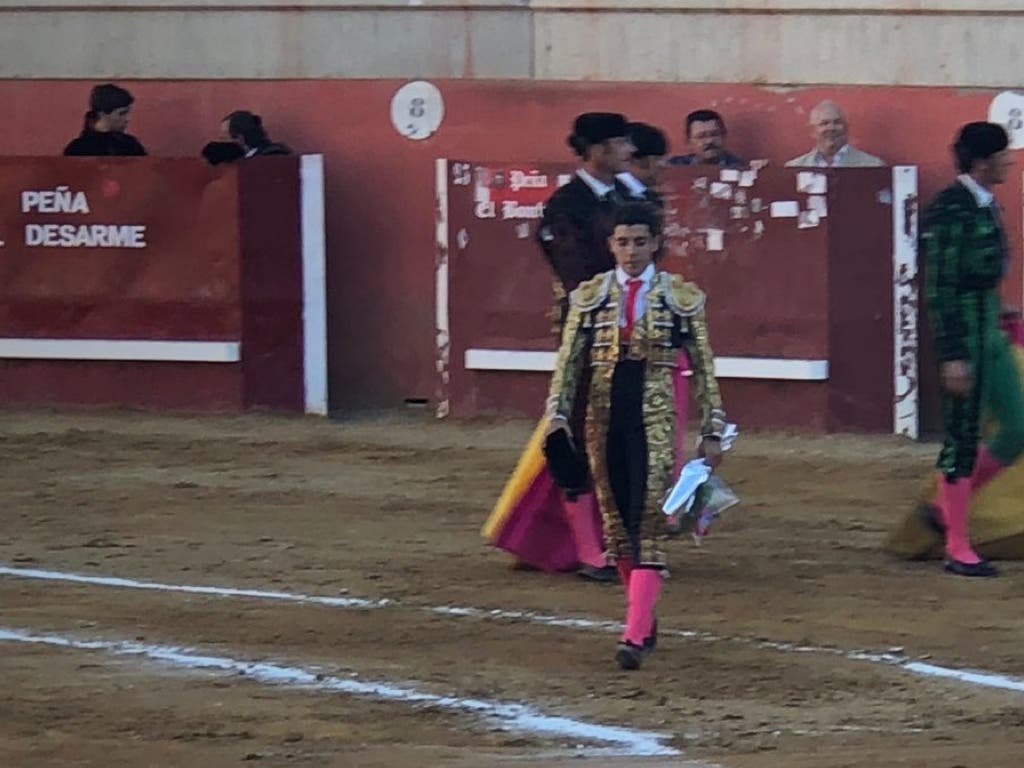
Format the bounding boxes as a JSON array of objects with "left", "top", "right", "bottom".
[
  {"left": 0, "top": 156, "right": 325, "bottom": 413},
  {"left": 438, "top": 161, "right": 918, "bottom": 434}
]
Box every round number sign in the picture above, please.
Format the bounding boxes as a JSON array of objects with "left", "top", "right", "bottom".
[
  {"left": 988, "top": 91, "right": 1024, "bottom": 150},
  {"left": 390, "top": 81, "right": 445, "bottom": 141}
]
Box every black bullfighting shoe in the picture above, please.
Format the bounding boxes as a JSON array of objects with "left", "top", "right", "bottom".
[
  {"left": 615, "top": 641, "right": 645, "bottom": 671},
  {"left": 945, "top": 558, "right": 999, "bottom": 578},
  {"left": 578, "top": 564, "right": 620, "bottom": 584}
]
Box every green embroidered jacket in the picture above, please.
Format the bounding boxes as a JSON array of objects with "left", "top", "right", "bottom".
[{"left": 921, "top": 180, "right": 1008, "bottom": 363}]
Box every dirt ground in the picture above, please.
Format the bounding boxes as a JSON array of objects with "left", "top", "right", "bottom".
[{"left": 3, "top": 410, "right": 1024, "bottom": 768}]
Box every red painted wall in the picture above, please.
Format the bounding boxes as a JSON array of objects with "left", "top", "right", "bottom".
[
  {"left": 0, "top": 156, "right": 305, "bottom": 412},
  {"left": 445, "top": 163, "right": 898, "bottom": 431},
  {"left": 2, "top": 80, "right": 1017, "bottom": 429}
]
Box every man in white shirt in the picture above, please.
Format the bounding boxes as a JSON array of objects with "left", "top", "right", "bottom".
[{"left": 785, "top": 100, "right": 884, "bottom": 168}]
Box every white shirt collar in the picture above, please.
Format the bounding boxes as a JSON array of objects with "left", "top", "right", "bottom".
[
  {"left": 576, "top": 168, "right": 616, "bottom": 199},
  {"left": 616, "top": 172, "right": 647, "bottom": 197},
  {"left": 615, "top": 263, "right": 656, "bottom": 287},
  {"left": 815, "top": 144, "right": 850, "bottom": 167},
  {"left": 957, "top": 173, "right": 995, "bottom": 207}
]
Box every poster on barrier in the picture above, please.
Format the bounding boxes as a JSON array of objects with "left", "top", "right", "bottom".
[{"left": 438, "top": 160, "right": 912, "bottom": 432}]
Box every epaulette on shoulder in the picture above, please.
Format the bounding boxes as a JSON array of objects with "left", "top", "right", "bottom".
[
  {"left": 569, "top": 272, "right": 613, "bottom": 312},
  {"left": 662, "top": 273, "right": 706, "bottom": 316}
]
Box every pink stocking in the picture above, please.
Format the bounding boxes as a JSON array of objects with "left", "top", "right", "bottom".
[
  {"left": 941, "top": 478, "right": 982, "bottom": 565},
  {"left": 622, "top": 568, "right": 662, "bottom": 646}
]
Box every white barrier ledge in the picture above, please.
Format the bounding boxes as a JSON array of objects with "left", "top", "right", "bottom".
[
  {"left": 0, "top": 339, "right": 241, "bottom": 363},
  {"left": 464, "top": 349, "right": 828, "bottom": 380}
]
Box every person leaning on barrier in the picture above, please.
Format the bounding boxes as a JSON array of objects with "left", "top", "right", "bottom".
[
  {"left": 225, "top": 111, "right": 291, "bottom": 157},
  {"left": 63, "top": 84, "right": 147, "bottom": 157},
  {"left": 203, "top": 111, "right": 292, "bottom": 165},
  {"left": 617, "top": 122, "right": 668, "bottom": 208},
  {"left": 785, "top": 100, "right": 883, "bottom": 168},
  {"left": 668, "top": 109, "right": 744, "bottom": 168}
]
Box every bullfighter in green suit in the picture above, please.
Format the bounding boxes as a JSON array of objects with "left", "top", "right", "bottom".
[{"left": 922, "top": 121, "right": 1024, "bottom": 578}]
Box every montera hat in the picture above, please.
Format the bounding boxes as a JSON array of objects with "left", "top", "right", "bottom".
[
  {"left": 567, "top": 112, "right": 629, "bottom": 156},
  {"left": 954, "top": 122, "right": 1009, "bottom": 164},
  {"left": 627, "top": 122, "right": 668, "bottom": 158},
  {"left": 542, "top": 429, "right": 590, "bottom": 501}
]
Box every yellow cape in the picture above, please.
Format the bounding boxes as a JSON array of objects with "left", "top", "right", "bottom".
[
  {"left": 481, "top": 419, "right": 548, "bottom": 542},
  {"left": 886, "top": 345, "right": 1024, "bottom": 559}
]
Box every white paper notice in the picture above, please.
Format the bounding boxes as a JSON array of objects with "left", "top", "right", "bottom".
[
  {"left": 797, "top": 172, "right": 827, "bottom": 195},
  {"left": 808, "top": 194, "right": 828, "bottom": 218},
  {"left": 739, "top": 170, "right": 757, "bottom": 188},
  {"left": 710, "top": 182, "right": 733, "bottom": 200},
  {"left": 798, "top": 210, "right": 821, "bottom": 229},
  {"left": 770, "top": 200, "right": 800, "bottom": 218},
  {"left": 750, "top": 197, "right": 763, "bottom": 213},
  {"left": 705, "top": 228, "right": 724, "bottom": 251},
  {"left": 720, "top": 169, "right": 741, "bottom": 182}
]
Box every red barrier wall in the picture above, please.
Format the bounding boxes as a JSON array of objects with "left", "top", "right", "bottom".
[
  {"left": 1, "top": 80, "right": 1017, "bottom": 429},
  {"left": 0, "top": 156, "right": 306, "bottom": 411},
  {"left": 444, "top": 163, "right": 903, "bottom": 431}
]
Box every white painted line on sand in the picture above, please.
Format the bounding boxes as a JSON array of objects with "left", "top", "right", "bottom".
[
  {"left": 0, "top": 566, "right": 389, "bottom": 609},
  {"left": 0, "top": 626, "right": 679, "bottom": 758},
  {"left": 4, "top": 564, "right": 1024, "bottom": 696}
]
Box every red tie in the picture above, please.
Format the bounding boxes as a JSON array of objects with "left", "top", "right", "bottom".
[{"left": 622, "top": 278, "right": 643, "bottom": 341}]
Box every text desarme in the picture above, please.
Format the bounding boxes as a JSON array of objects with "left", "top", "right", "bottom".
[{"left": 21, "top": 187, "right": 147, "bottom": 249}]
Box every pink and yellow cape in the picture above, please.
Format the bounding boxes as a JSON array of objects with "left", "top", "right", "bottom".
[
  {"left": 482, "top": 353, "right": 691, "bottom": 571},
  {"left": 886, "top": 318, "right": 1024, "bottom": 560}
]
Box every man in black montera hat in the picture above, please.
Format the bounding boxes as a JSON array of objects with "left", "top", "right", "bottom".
[
  {"left": 537, "top": 113, "right": 635, "bottom": 306},
  {"left": 921, "top": 121, "right": 1024, "bottom": 578},
  {"left": 529, "top": 113, "right": 635, "bottom": 583}
]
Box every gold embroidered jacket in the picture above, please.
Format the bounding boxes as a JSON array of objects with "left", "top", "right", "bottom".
[{"left": 546, "top": 270, "right": 726, "bottom": 438}]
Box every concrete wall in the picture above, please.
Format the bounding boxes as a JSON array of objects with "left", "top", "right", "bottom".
[{"left": 2, "top": 1, "right": 1024, "bottom": 85}]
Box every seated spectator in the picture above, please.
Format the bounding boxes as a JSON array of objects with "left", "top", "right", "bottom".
[
  {"left": 668, "top": 109, "right": 744, "bottom": 168},
  {"left": 63, "top": 83, "right": 147, "bottom": 157},
  {"left": 223, "top": 111, "right": 292, "bottom": 158},
  {"left": 786, "top": 100, "right": 884, "bottom": 167},
  {"left": 617, "top": 122, "right": 668, "bottom": 206}
]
